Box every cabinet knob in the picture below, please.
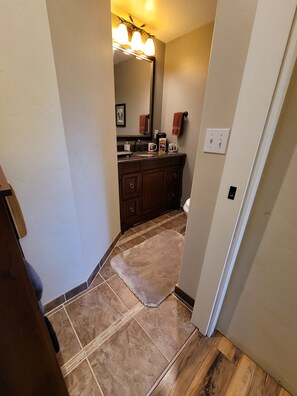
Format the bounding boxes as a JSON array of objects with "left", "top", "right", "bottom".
[
  {"left": 129, "top": 206, "right": 134, "bottom": 213},
  {"left": 129, "top": 183, "right": 134, "bottom": 189},
  {"left": 173, "top": 172, "right": 177, "bottom": 178}
]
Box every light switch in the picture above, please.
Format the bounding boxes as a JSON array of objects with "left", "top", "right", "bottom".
[{"left": 203, "top": 128, "right": 230, "bottom": 154}]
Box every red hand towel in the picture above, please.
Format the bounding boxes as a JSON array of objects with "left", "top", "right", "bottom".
[
  {"left": 172, "top": 112, "right": 184, "bottom": 136},
  {"left": 139, "top": 114, "right": 148, "bottom": 135}
]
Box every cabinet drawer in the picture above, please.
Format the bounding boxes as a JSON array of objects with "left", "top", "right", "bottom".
[
  {"left": 118, "top": 160, "right": 141, "bottom": 175},
  {"left": 122, "top": 173, "right": 141, "bottom": 199},
  {"left": 166, "top": 167, "right": 181, "bottom": 186},
  {"left": 123, "top": 198, "right": 140, "bottom": 220}
]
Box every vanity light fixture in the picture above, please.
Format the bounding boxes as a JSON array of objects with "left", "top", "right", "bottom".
[
  {"left": 116, "top": 22, "right": 129, "bottom": 45},
  {"left": 131, "top": 30, "right": 143, "bottom": 51},
  {"left": 113, "top": 15, "right": 155, "bottom": 57},
  {"left": 144, "top": 37, "right": 155, "bottom": 56}
]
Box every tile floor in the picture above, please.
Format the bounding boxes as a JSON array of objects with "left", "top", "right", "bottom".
[{"left": 47, "top": 210, "right": 192, "bottom": 396}]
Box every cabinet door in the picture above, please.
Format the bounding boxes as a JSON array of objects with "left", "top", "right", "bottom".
[
  {"left": 142, "top": 168, "right": 166, "bottom": 213},
  {"left": 166, "top": 167, "right": 181, "bottom": 186},
  {"left": 167, "top": 185, "right": 180, "bottom": 207}
]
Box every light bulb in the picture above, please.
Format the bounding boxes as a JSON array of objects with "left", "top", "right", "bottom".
[
  {"left": 116, "top": 23, "right": 128, "bottom": 45},
  {"left": 131, "top": 31, "right": 143, "bottom": 51},
  {"left": 144, "top": 37, "right": 155, "bottom": 56}
]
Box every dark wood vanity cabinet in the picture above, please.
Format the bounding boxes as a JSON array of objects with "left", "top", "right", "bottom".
[{"left": 118, "top": 154, "right": 186, "bottom": 231}]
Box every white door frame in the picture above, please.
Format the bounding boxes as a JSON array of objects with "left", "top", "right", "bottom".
[{"left": 192, "top": 3, "right": 297, "bottom": 336}]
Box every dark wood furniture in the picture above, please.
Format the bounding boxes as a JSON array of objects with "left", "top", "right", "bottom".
[
  {"left": 0, "top": 167, "right": 68, "bottom": 396},
  {"left": 118, "top": 153, "right": 186, "bottom": 231}
]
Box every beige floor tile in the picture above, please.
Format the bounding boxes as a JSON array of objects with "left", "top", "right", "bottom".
[
  {"left": 118, "top": 227, "right": 136, "bottom": 240},
  {"left": 167, "top": 209, "right": 184, "bottom": 217},
  {"left": 99, "top": 247, "right": 122, "bottom": 280},
  {"left": 89, "top": 318, "right": 168, "bottom": 396},
  {"left": 47, "top": 308, "right": 81, "bottom": 366},
  {"left": 65, "top": 283, "right": 127, "bottom": 347},
  {"left": 65, "top": 360, "right": 102, "bottom": 396},
  {"left": 141, "top": 225, "right": 166, "bottom": 239},
  {"left": 118, "top": 234, "right": 146, "bottom": 251},
  {"left": 99, "top": 261, "right": 116, "bottom": 281},
  {"left": 177, "top": 224, "right": 186, "bottom": 234},
  {"left": 107, "top": 275, "right": 139, "bottom": 309},
  {"left": 131, "top": 220, "right": 155, "bottom": 233},
  {"left": 136, "top": 295, "right": 195, "bottom": 360},
  {"left": 161, "top": 216, "right": 187, "bottom": 233},
  {"left": 89, "top": 273, "right": 104, "bottom": 290},
  {"left": 106, "top": 246, "right": 123, "bottom": 260},
  {"left": 151, "top": 213, "right": 171, "bottom": 224}
]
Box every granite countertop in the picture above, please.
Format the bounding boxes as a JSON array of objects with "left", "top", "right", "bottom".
[{"left": 117, "top": 151, "right": 186, "bottom": 163}]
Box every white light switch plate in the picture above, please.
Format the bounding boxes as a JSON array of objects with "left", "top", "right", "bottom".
[{"left": 203, "top": 128, "right": 230, "bottom": 154}]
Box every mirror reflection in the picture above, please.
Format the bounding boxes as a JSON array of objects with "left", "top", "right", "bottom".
[{"left": 113, "top": 47, "right": 154, "bottom": 138}]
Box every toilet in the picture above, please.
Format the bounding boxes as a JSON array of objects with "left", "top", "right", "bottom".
[{"left": 183, "top": 198, "right": 190, "bottom": 216}]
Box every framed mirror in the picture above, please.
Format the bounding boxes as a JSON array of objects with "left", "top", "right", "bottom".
[{"left": 113, "top": 46, "right": 155, "bottom": 139}]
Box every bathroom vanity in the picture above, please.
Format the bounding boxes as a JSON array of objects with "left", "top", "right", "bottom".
[{"left": 118, "top": 152, "right": 186, "bottom": 231}]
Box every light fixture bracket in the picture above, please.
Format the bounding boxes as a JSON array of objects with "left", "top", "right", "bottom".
[
  {"left": 113, "top": 14, "right": 156, "bottom": 57},
  {"left": 117, "top": 15, "right": 155, "bottom": 39}
]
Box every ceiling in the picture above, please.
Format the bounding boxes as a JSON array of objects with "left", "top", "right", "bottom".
[{"left": 110, "top": 0, "right": 218, "bottom": 43}]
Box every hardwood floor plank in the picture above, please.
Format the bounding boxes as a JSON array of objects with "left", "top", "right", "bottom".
[
  {"left": 263, "top": 375, "right": 282, "bottom": 395},
  {"left": 150, "top": 330, "right": 291, "bottom": 396},
  {"left": 279, "top": 389, "right": 292, "bottom": 396},
  {"left": 151, "top": 332, "right": 216, "bottom": 396},
  {"left": 225, "top": 354, "right": 256, "bottom": 396},
  {"left": 248, "top": 365, "right": 281, "bottom": 395},
  {"left": 217, "top": 334, "right": 237, "bottom": 361},
  {"left": 186, "top": 352, "right": 236, "bottom": 396},
  {"left": 149, "top": 331, "right": 202, "bottom": 396},
  {"left": 184, "top": 346, "right": 219, "bottom": 395},
  {"left": 247, "top": 365, "right": 266, "bottom": 396}
]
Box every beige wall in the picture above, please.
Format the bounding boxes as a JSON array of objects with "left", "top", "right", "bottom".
[
  {"left": 0, "top": 0, "right": 120, "bottom": 302},
  {"left": 46, "top": 0, "right": 120, "bottom": 282},
  {"left": 178, "top": 0, "right": 259, "bottom": 298},
  {"left": 0, "top": 0, "right": 85, "bottom": 302},
  {"left": 161, "top": 23, "right": 214, "bottom": 204},
  {"left": 218, "top": 59, "right": 297, "bottom": 395}
]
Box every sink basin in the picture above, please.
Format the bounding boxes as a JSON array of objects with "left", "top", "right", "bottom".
[
  {"left": 117, "top": 151, "right": 133, "bottom": 157},
  {"left": 135, "top": 153, "right": 157, "bottom": 157}
]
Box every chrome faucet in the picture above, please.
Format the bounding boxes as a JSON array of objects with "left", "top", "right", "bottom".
[{"left": 133, "top": 139, "right": 141, "bottom": 152}]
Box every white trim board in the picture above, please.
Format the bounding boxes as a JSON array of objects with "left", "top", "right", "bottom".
[{"left": 192, "top": 0, "right": 297, "bottom": 336}]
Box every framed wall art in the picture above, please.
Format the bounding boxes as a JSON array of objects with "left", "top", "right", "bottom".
[{"left": 115, "top": 103, "right": 126, "bottom": 127}]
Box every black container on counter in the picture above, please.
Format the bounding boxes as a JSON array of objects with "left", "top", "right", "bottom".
[{"left": 156, "top": 132, "right": 167, "bottom": 151}]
